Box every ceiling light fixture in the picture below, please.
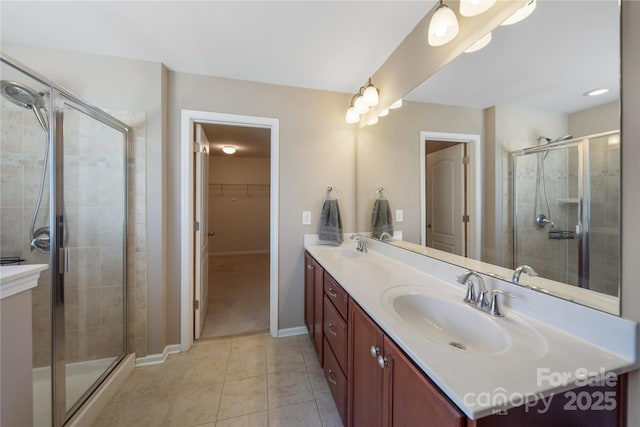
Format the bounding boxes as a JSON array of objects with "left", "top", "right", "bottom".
[
  {"left": 459, "top": 0, "right": 496, "bottom": 17},
  {"left": 428, "top": 1, "right": 459, "bottom": 47},
  {"left": 501, "top": 0, "right": 536, "bottom": 26},
  {"left": 583, "top": 88, "right": 610, "bottom": 97},
  {"left": 464, "top": 32, "right": 492, "bottom": 53},
  {"left": 222, "top": 146, "right": 236, "bottom": 154}
]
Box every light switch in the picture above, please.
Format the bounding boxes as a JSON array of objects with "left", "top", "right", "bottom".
[
  {"left": 302, "top": 211, "right": 311, "bottom": 225},
  {"left": 396, "top": 210, "right": 404, "bottom": 222}
]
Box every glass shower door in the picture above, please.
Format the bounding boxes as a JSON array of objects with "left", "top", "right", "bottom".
[{"left": 54, "top": 93, "right": 128, "bottom": 424}]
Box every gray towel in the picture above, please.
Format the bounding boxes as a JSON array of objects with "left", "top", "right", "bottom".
[
  {"left": 319, "top": 199, "right": 343, "bottom": 243},
  {"left": 371, "top": 199, "right": 393, "bottom": 239}
]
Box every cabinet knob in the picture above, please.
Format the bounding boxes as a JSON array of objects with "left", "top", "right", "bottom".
[
  {"left": 370, "top": 345, "right": 381, "bottom": 358},
  {"left": 307, "top": 264, "right": 314, "bottom": 270},
  {"left": 327, "top": 324, "right": 337, "bottom": 336},
  {"left": 377, "top": 354, "right": 388, "bottom": 369},
  {"left": 327, "top": 369, "right": 338, "bottom": 385},
  {"left": 327, "top": 288, "right": 337, "bottom": 298}
]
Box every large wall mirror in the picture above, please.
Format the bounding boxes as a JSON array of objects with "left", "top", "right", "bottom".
[{"left": 356, "top": 0, "right": 621, "bottom": 314}]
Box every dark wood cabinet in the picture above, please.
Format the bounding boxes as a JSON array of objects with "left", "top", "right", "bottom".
[
  {"left": 348, "top": 300, "right": 464, "bottom": 427},
  {"left": 304, "top": 252, "right": 323, "bottom": 364}
]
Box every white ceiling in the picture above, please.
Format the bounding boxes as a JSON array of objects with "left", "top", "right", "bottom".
[
  {"left": 202, "top": 123, "right": 271, "bottom": 158},
  {"left": 0, "top": 1, "right": 620, "bottom": 116}
]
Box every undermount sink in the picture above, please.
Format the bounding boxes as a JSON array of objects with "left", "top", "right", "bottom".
[{"left": 381, "top": 286, "right": 510, "bottom": 354}]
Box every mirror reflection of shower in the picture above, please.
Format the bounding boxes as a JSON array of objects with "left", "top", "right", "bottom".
[
  {"left": 533, "top": 135, "right": 572, "bottom": 230},
  {"left": 0, "top": 80, "right": 50, "bottom": 252}
]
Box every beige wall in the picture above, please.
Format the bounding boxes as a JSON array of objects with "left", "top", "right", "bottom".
[
  {"left": 621, "top": 1, "right": 640, "bottom": 424},
  {"left": 568, "top": 101, "right": 619, "bottom": 137},
  {"left": 356, "top": 100, "right": 484, "bottom": 244},
  {"left": 209, "top": 157, "right": 270, "bottom": 254},
  {"left": 168, "top": 71, "right": 357, "bottom": 334}
]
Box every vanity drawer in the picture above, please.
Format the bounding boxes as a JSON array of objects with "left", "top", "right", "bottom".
[
  {"left": 324, "top": 296, "right": 348, "bottom": 373},
  {"left": 324, "top": 272, "right": 348, "bottom": 320},
  {"left": 323, "top": 338, "right": 347, "bottom": 426}
]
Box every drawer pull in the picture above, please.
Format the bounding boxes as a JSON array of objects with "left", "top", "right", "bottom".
[
  {"left": 370, "top": 345, "right": 381, "bottom": 358},
  {"left": 377, "top": 354, "right": 388, "bottom": 369},
  {"left": 327, "top": 324, "right": 337, "bottom": 336},
  {"left": 327, "top": 288, "right": 337, "bottom": 298},
  {"left": 307, "top": 264, "right": 314, "bottom": 270},
  {"left": 327, "top": 369, "right": 337, "bottom": 385}
]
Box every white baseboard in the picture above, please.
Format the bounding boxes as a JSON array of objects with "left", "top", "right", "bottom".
[
  {"left": 209, "top": 250, "right": 270, "bottom": 257},
  {"left": 135, "top": 344, "right": 181, "bottom": 367},
  {"left": 66, "top": 354, "right": 135, "bottom": 427},
  {"left": 278, "top": 326, "right": 308, "bottom": 337}
]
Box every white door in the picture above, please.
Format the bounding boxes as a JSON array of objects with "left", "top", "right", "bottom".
[
  {"left": 426, "top": 144, "right": 465, "bottom": 255},
  {"left": 194, "top": 124, "right": 210, "bottom": 339}
]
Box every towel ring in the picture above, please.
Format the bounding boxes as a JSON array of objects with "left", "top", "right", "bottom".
[
  {"left": 327, "top": 186, "right": 340, "bottom": 199},
  {"left": 376, "top": 187, "right": 387, "bottom": 200}
]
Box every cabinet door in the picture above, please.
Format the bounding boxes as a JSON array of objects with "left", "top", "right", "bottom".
[
  {"left": 349, "top": 301, "right": 384, "bottom": 427},
  {"left": 304, "top": 253, "right": 314, "bottom": 334},
  {"left": 382, "top": 336, "right": 465, "bottom": 427},
  {"left": 313, "top": 257, "right": 324, "bottom": 361}
]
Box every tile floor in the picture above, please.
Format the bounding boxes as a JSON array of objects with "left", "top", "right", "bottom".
[{"left": 93, "top": 333, "right": 343, "bottom": 427}]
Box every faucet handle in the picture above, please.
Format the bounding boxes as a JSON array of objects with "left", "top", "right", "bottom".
[{"left": 489, "top": 289, "right": 515, "bottom": 317}]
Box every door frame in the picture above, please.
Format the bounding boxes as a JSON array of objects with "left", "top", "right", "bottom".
[
  {"left": 180, "top": 110, "right": 279, "bottom": 351},
  {"left": 420, "top": 131, "right": 482, "bottom": 259}
]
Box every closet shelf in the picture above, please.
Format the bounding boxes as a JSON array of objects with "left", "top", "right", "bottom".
[{"left": 209, "top": 183, "right": 270, "bottom": 197}]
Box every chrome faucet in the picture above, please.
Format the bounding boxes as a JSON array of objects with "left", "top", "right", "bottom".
[
  {"left": 512, "top": 265, "right": 538, "bottom": 284},
  {"left": 350, "top": 234, "right": 367, "bottom": 253},
  {"left": 456, "top": 270, "right": 489, "bottom": 308},
  {"left": 379, "top": 231, "right": 392, "bottom": 241},
  {"left": 457, "top": 270, "right": 515, "bottom": 317}
]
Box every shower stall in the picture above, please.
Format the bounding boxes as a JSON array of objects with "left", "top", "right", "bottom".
[
  {"left": 0, "top": 56, "right": 130, "bottom": 426},
  {"left": 512, "top": 131, "right": 620, "bottom": 296}
]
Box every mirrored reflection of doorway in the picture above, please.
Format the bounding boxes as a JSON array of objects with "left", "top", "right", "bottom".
[{"left": 198, "top": 124, "right": 271, "bottom": 339}]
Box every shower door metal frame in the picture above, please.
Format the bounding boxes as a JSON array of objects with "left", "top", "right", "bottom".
[
  {"left": 511, "top": 130, "right": 619, "bottom": 291},
  {"left": 50, "top": 89, "right": 131, "bottom": 426}
]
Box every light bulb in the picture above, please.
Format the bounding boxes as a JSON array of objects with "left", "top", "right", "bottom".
[
  {"left": 222, "top": 146, "right": 236, "bottom": 154},
  {"left": 459, "top": 0, "right": 496, "bottom": 17},
  {"left": 501, "top": 0, "right": 536, "bottom": 26},
  {"left": 367, "top": 117, "right": 379, "bottom": 126},
  {"left": 345, "top": 107, "right": 360, "bottom": 124},
  {"left": 354, "top": 95, "right": 369, "bottom": 115},
  {"left": 378, "top": 109, "right": 389, "bottom": 117},
  {"left": 428, "top": 3, "right": 459, "bottom": 47},
  {"left": 363, "top": 84, "right": 379, "bottom": 107},
  {"left": 464, "top": 32, "right": 492, "bottom": 53}
]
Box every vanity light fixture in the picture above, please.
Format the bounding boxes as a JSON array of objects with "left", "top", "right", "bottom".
[
  {"left": 459, "top": 0, "right": 496, "bottom": 17},
  {"left": 501, "top": 0, "right": 536, "bottom": 26},
  {"left": 608, "top": 134, "right": 620, "bottom": 146},
  {"left": 363, "top": 78, "right": 379, "bottom": 107},
  {"left": 353, "top": 88, "right": 370, "bottom": 115},
  {"left": 389, "top": 99, "right": 403, "bottom": 109},
  {"left": 583, "top": 88, "right": 610, "bottom": 97},
  {"left": 378, "top": 108, "right": 389, "bottom": 117},
  {"left": 464, "top": 32, "right": 492, "bottom": 53},
  {"left": 367, "top": 116, "right": 379, "bottom": 126},
  {"left": 222, "top": 146, "right": 236, "bottom": 155},
  {"left": 346, "top": 94, "right": 360, "bottom": 124},
  {"left": 428, "top": 1, "right": 459, "bottom": 47}
]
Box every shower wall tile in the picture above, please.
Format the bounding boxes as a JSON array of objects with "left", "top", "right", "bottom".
[
  {"left": 65, "top": 207, "right": 101, "bottom": 248},
  {"left": 0, "top": 109, "right": 23, "bottom": 154},
  {"left": 0, "top": 164, "right": 24, "bottom": 207},
  {"left": 0, "top": 207, "right": 24, "bottom": 256},
  {"left": 99, "top": 207, "right": 125, "bottom": 247},
  {"left": 100, "top": 246, "right": 124, "bottom": 286},
  {"left": 65, "top": 288, "right": 101, "bottom": 331},
  {"left": 65, "top": 247, "right": 101, "bottom": 289},
  {"left": 99, "top": 285, "right": 124, "bottom": 327}
]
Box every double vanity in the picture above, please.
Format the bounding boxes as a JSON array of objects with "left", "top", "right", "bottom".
[{"left": 304, "top": 235, "right": 638, "bottom": 426}]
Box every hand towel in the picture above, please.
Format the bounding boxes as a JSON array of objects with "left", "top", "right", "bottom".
[
  {"left": 371, "top": 199, "right": 393, "bottom": 239},
  {"left": 319, "top": 199, "right": 344, "bottom": 243}
]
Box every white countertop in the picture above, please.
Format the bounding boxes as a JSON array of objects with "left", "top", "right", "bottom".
[
  {"left": 0, "top": 264, "right": 48, "bottom": 300},
  {"left": 304, "top": 236, "right": 638, "bottom": 420}
]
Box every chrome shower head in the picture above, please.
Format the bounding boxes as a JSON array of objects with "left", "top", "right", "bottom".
[{"left": 1, "top": 80, "right": 49, "bottom": 133}]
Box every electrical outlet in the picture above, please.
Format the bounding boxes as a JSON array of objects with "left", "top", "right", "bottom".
[
  {"left": 396, "top": 210, "right": 403, "bottom": 222},
  {"left": 302, "top": 211, "right": 311, "bottom": 225}
]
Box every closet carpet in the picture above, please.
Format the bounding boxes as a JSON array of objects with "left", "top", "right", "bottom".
[{"left": 201, "top": 253, "right": 270, "bottom": 338}]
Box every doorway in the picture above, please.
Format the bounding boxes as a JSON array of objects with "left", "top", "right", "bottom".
[
  {"left": 180, "top": 110, "right": 279, "bottom": 352},
  {"left": 199, "top": 123, "right": 271, "bottom": 338},
  {"left": 419, "top": 131, "right": 482, "bottom": 260}
]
